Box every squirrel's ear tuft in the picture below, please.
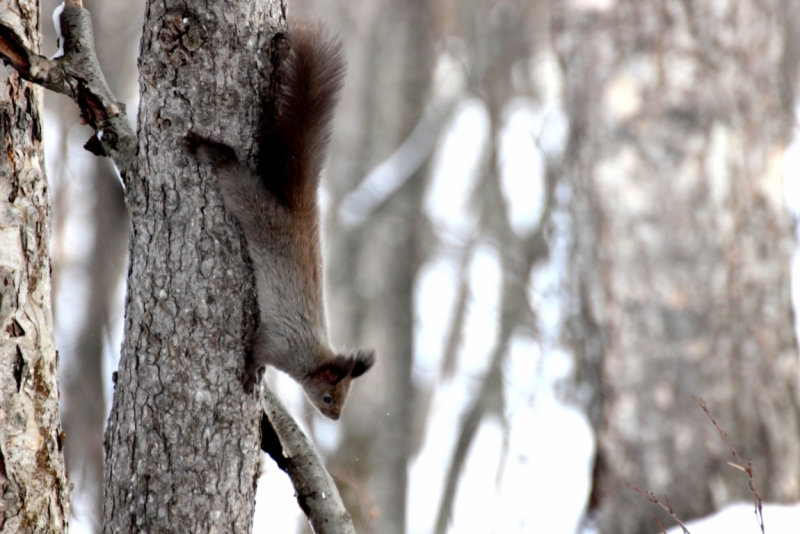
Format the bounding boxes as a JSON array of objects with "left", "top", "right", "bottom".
[
  {"left": 313, "top": 355, "right": 352, "bottom": 384},
  {"left": 350, "top": 349, "right": 375, "bottom": 378},
  {"left": 314, "top": 349, "right": 375, "bottom": 382}
]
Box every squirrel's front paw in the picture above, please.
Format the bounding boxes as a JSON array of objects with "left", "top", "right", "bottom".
[{"left": 241, "top": 361, "right": 265, "bottom": 394}]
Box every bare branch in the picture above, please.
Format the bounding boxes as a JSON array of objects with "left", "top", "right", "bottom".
[
  {"left": 432, "top": 376, "right": 495, "bottom": 534},
  {"left": 628, "top": 399, "right": 768, "bottom": 534},
  {"left": 0, "top": 5, "right": 135, "bottom": 175},
  {"left": 626, "top": 483, "right": 692, "bottom": 534},
  {"left": 337, "top": 95, "right": 460, "bottom": 226},
  {"left": 260, "top": 386, "right": 356, "bottom": 534},
  {"left": 693, "top": 397, "right": 765, "bottom": 534},
  {"left": 649, "top": 512, "right": 668, "bottom": 534},
  {"left": 439, "top": 240, "right": 475, "bottom": 379}
]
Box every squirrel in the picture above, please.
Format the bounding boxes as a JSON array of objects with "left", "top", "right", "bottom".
[{"left": 182, "top": 23, "right": 374, "bottom": 420}]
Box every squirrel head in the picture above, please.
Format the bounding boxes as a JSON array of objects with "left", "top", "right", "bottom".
[{"left": 302, "top": 349, "right": 375, "bottom": 419}]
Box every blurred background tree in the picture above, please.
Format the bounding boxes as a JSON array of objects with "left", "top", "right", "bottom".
[{"left": 554, "top": 1, "right": 800, "bottom": 532}]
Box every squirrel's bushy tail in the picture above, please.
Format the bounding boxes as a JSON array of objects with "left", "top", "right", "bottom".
[{"left": 261, "top": 23, "right": 345, "bottom": 212}]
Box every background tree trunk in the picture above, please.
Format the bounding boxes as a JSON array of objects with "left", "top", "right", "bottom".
[
  {"left": 61, "top": 158, "right": 127, "bottom": 531},
  {"left": 290, "top": 0, "right": 437, "bottom": 531},
  {"left": 102, "top": 1, "right": 283, "bottom": 531},
  {"left": 554, "top": 1, "right": 800, "bottom": 532},
  {"left": 45, "top": 0, "right": 139, "bottom": 528},
  {"left": 334, "top": 4, "right": 434, "bottom": 533},
  {"left": 0, "top": 0, "right": 70, "bottom": 531},
  {"left": 355, "top": 3, "right": 434, "bottom": 532}
]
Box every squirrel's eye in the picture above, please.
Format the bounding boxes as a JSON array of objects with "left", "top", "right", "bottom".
[{"left": 323, "top": 395, "right": 333, "bottom": 404}]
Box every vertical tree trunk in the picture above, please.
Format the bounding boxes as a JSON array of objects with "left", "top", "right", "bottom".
[
  {"left": 368, "top": 3, "right": 434, "bottom": 532},
  {"left": 56, "top": 1, "right": 139, "bottom": 527},
  {"left": 102, "top": 1, "right": 282, "bottom": 531},
  {"left": 555, "top": 1, "right": 800, "bottom": 532},
  {"left": 319, "top": 1, "right": 435, "bottom": 532},
  {"left": 0, "top": 0, "right": 70, "bottom": 531},
  {"left": 61, "top": 159, "right": 128, "bottom": 531}
]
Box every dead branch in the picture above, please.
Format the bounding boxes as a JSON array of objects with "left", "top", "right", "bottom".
[
  {"left": 0, "top": 3, "right": 136, "bottom": 175},
  {"left": 629, "top": 398, "right": 768, "bottom": 534},
  {"left": 650, "top": 512, "right": 668, "bottom": 534},
  {"left": 260, "top": 385, "right": 356, "bottom": 534},
  {"left": 693, "top": 396, "right": 765, "bottom": 534},
  {"left": 626, "top": 483, "right": 692, "bottom": 534}
]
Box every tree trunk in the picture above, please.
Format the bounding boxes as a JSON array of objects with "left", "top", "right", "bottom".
[
  {"left": 367, "top": 4, "right": 434, "bottom": 533},
  {"left": 319, "top": 1, "right": 436, "bottom": 532},
  {"left": 55, "top": 0, "right": 139, "bottom": 527},
  {"left": 0, "top": 0, "right": 70, "bottom": 531},
  {"left": 554, "top": 1, "right": 800, "bottom": 532},
  {"left": 102, "top": 1, "right": 282, "bottom": 531},
  {"left": 61, "top": 158, "right": 127, "bottom": 531}
]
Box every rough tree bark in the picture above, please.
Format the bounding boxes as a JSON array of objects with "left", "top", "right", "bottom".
[
  {"left": 554, "top": 1, "right": 800, "bottom": 532},
  {"left": 0, "top": 0, "right": 70, "bottom": 531},
  {"left": 101, "top": 1, "right": 281, "bottom": 531}
]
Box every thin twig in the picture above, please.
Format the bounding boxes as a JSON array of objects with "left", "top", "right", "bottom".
[
  {"left": 693, "top": 396, "right": 764, "bottom": 534},
  {"left": 626, "top": 483, "right": 692, "bottom": 534},
  {"left": 650, "top": 512, "right": 668, "bottom": 534}
]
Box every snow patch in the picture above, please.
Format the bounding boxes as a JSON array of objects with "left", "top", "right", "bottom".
[{"left": 51, "top": 3, "right": 65, "bottom": 59}]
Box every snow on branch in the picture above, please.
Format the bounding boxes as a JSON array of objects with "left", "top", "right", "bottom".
[{"left": 0, "top": 0, "right": 136, "bottom": 176}]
